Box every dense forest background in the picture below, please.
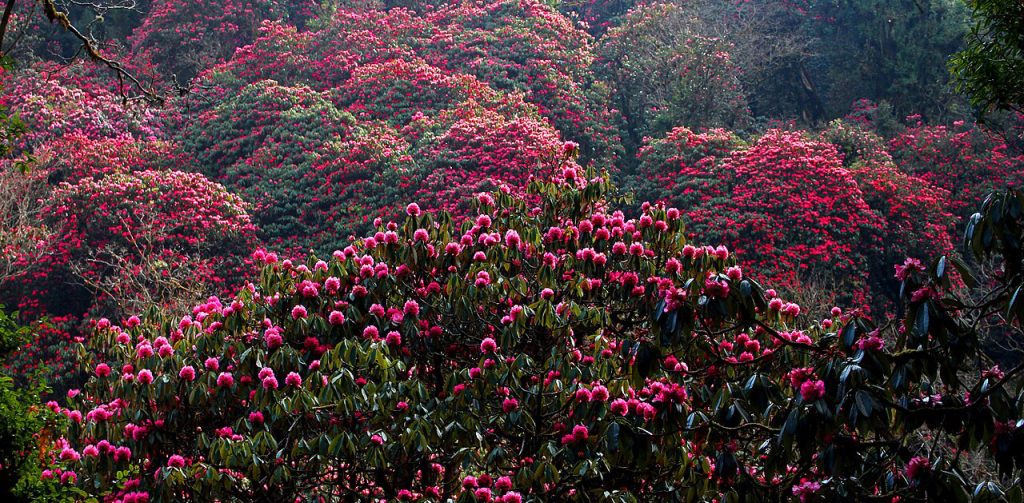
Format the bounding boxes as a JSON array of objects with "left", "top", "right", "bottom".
[{"left": 0, "top": 0, "right": 1023, "bottom": 501}]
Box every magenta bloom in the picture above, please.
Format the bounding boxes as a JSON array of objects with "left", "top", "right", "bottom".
[
  {"left": 136, "top": 344, "right": 154, "bottom": 358},
  {"left": 324, "top": 276, "right": 341, "bottom": 292},
  {"left": 480, "top": 337, "right": 498, "bottom": 354},
  {"left": 403, "top": 300, "right": 420, "bottom": 317},
  {"left": 791, "top": 480, "right": 822, "bottom": 502},
  {"left": 204, "top": 357, "right": 219, "bottom": 371},
  {"left": 495, "top": 476, "right": 513, "bottom": 491},
  {"left": 265, "top": 332, "right": 284, "bottom": 349},
  {"left": 906, "top": 456, "right": 931, "bottom": 480},
  {"left": 502, "top": 397, "right": 520, "bottom": 413},
  {"left": 216, "top": 372, "right": 234, "bottom": 388},
  {"left": 610, "top": 398, "right": 629, "bottom": 416},
  {"left": 167, "top": 455, "right": 186, "bottom": 468},
  {"left": 285, "top": 372, "right": 302, "bottom": 387},
  {"left": 59, "top": 447, "right": 80, "bottom": 461},
  {"left": 799, "top": 379, "right": 826, "bottom": 402},
  {"left": 328, "top": 310, "right": 345, "bottom": 325},
  {"left": 291, "top": 305, "right": 308, "bottom": 319},
  {"left": 136, "top": 369, "right": 154, "bottom": 385},
  {"left": 385, "top": 331, "right": 402, "bottom": 346},
  {"left": 178, "top": 365, "right": 196, "bottom": 381},
  {"left": 95, "top": 363, "right": 111, "bottom": 377},
  {"left": 114, "top": 446, "right": 132, "bottom": 462},
  {"left": 505, "top": 229, "right": 521, "bottom": 249}
]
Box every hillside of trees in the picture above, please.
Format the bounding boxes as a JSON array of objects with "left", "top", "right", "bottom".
[{"left": 1, "top": 0, "right": 1023, "bottom": 501}]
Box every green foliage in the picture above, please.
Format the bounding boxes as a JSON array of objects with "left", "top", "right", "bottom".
[
  {"left": 598, "top": 3, "right": 750, "bottom": 159},
  {"left": 0, "top": 57, "right": 27, "bottom": 167},
  {"left": 950, "top": 0, "right": 1024, "bottom": 113},
  {"left": 0, "top": 306, "right": 56, "bottom": 501},
  {"left": 804, "top": 0, "right": 971, "bottom": 121}
]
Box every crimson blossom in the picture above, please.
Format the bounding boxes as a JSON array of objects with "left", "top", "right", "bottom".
[{"left": 40, "top": 155, "right": 1022, "bottom": 502}]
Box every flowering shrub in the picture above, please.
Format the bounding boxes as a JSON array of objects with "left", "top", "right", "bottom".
[
  {"left": 29, "top": 134, "right": 174, "bottom": 183},
  {"left": 0, "top": 306, "right": 63, "bottom": 500},
  {"left": 0, "top": 62, "right": 161, "bottom": 152},
  {"left": 41, "top": 163, "right": 1024, "bottom": 501},
  {"left": 175, "top": 11, "right": 587, "bottom": 252},
  {"left": 195, "top": 17, "right": 417, "bottom": 100},
  {"left": 819, "top": 121, "right": 956, "bottom": 301},
  {"left": 414, "top": 112, "right": 581, "bottom": 215},
  {"left": 889, "top": 118, "right": 1024, "bottom": 216},
  {"left": 559, "top": 0, "right": 637, "bottom": 35},
  {"left": 633, "top": 126, "right": 743, "bottom": 209},
  {"left": 177, "top": 76, "right": 551, "bottom": 253},
  {"left": 637, "top": 125, "right": 961, "bottom": 308},
  {"left": 175, "top": 80, "right": 362, "bottom": 252},
  {"left": 31, "top": 170, "right": 256, "bottom": 319},
  {"left": 639, "top": 128, "right": 885, "bottom": 302},
  {"left": 414, "top": 0, "right": 620, "bottom": 164},
  {"left": 1, "top": 315, "right": 83, "bottom": 394},
  {"left": 128, "top": 0, "right": 318, "bottom": 80},
  {"left": 340, "top": 57, "right": 529, "bottom": 126}
]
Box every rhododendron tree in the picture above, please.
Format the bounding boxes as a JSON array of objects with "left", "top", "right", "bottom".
[
  {"left": 173, "top": 14, "right": 589, "bottom": 252},
  {"left": 0, "top": 62, "right": 161, "bottom": 152},
  {"left": 0, "top": 61, "right": 181, "bottom": 390},
  {"left": 339, "top": 57, "right": 531, "bottom": 126},
  {"left": 819, "top": 121, "right": 957, "bottom": 303},
  {"left": 559, "top": 0, "right": 636, "bottom": 35},
  {"left": 39, "top": 161, "right": 1024, "bottom": 501},
  {"left": 191, "top": 2, "right": 619, "bottom": 165},
  {"left": 632, "top": 126, "right": 742, "bottom": 210},
  {"left": 174, "top": 75, "right": 561, "bottom": 253},
  {"left": 0, "top": 313, "right": 83, "bottom": 395},
  {"left": 639, "top": 128, "right": 884, "bottom": 303},
  {"left": 128, "top": 0, "right": 318, "bottom": 81},
  {"left": 889, "top": 118, "right": 1024, "bottom": 217},
  {"left": 30, "top": 134, "right": 174, "bottom": 183},
  {"left": 637, "top": 125, "right": 962, "bottom": 308},
  {"left": 413, "top": 112, "right": 582, "bottom": 216},
  {"left": 0, "top": 163, "right": 49, "bottom": 286},
  {"left": 411, "top": 0, "right": 620, "bottom": 165},
  {"left": 27, "top": 170, "right": 256, "bottom": 320},
  {"left": 1, "top": 168, "right": 256, "bottom": 389}
]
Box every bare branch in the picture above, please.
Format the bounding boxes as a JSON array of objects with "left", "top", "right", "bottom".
[{"left": 37, "top": 0, "right": 166, "bottom": 105}]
